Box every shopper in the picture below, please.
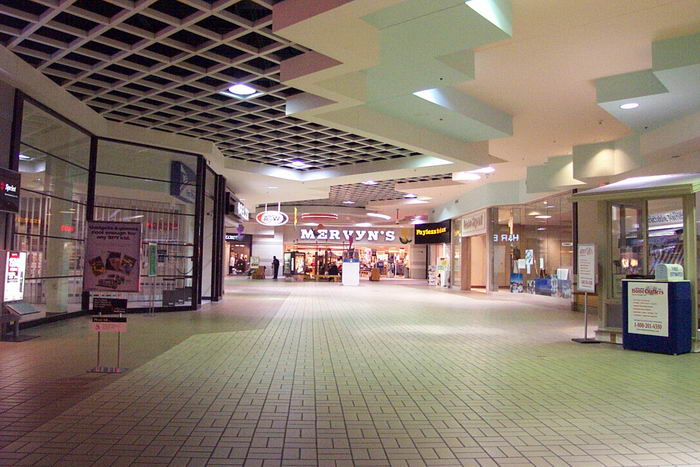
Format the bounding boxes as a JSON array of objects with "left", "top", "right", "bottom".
[{"left": 272, "top": 256, "right": 280, "bottom": 279}]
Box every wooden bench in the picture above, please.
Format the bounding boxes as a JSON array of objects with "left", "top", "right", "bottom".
[
  {"left": 315, "top": 274, "right": 341, "bottom": 282},
  {"left": 0, "top": 313, "right": 20, "bottom": 340}
]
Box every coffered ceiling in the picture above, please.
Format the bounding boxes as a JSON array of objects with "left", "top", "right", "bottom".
[{"left": 0, "top": 0, "right": 423, "bottom": 170}]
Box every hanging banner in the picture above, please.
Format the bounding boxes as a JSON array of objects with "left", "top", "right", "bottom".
[
  {"left": 577, "top": 243, "right": 596, "bottom": 293},
  {"left": 84, "top": 221, "right": 142, "bottom": 292}
]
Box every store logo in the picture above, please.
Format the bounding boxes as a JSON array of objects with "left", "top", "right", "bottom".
[
  {"left": 631, "top": 286, "right": 665, "bottom": 296},
  {"left": 300, "top": 228, "right": 395, "bottom": 242},
  {"left": 493, "top": 233, "right": 519, "bottom": 242},
  {"left": 256, "top": 210, "right": 288, "bottom": 226},
  {"left": 417, "top": 227, "right": 447, "bottom": 236},
  {"left": 0, "top": 181, "right": 17, "bottom": 194}
]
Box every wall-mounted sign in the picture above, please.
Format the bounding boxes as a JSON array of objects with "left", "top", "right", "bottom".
[
  {"left": 256, "top": 210, "right": 288, "bottom": 226},
  {"left": 648, "top": 209, "right": 683, "bottom": 228},
  {"left": 461, "top": 209, "right": 487, "bottom": 237},
  {"left": 237, "top": 202, "right": 250, "bottom": 221},
  {"left": 577, "top": 243, "right": 596, "bottom": 293},
  {"left": 1, "top": 251, "right": 26, "bottom": 302},
  {"left": 300, "top": 213, "right": 338, "bottom": 221},
  {"left": 299, "top": 228, "right": 397, "bottom": 243},
  {"left": 493, "top": 233, "right": 519, "bottom": 242},
  {"left": 0, "top": 167, "right": 21, "bottom": 213},
  {"left": 170, "top": 161, "right": 197, "bottom": 204},
  {"left": 415, "top": 220, "right": 451, "bottom": 244},
  {"left": 84, "top": 221, "right": 142, "bottom": 292}
]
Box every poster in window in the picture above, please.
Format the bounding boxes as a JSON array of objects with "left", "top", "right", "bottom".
[{"left": 83, "top": 221, "right": 142, "bottom": 292}]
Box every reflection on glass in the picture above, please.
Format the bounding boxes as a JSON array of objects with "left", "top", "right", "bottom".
[
  {"left": 611, "top": 203, "right": 644, "bottom": 299},
  {"left": 647, "top": 198, "right": 684, "bottom": 275}
]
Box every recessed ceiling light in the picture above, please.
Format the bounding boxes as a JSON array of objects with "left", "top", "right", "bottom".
[
  {"left": 355, "top": 222, "right": 372, "bottom": 227},
  {"left": 535, "top": 215, "right": 552, "bottom": 219},
  {"left": 403, "top": 193, "right": 417, "bottom": 198},
  {"left": 620, "top": 102, "right": 639, "bottom": 110},
  {"left": 342, "top": 200, "right": 355, "bottom": 205},
  {"left": 362, "top": 180, "right": 378, "bottom": 185},
  {"left": 411, "top": 219, "right": 426, "bottom": 225},
  {"left": 471, "top": 166, "right": 495, "bottom": 174},
  {"left": 288, "top": 159, "right": 310, "bottom": 169},
  {"left": 228, "top": 83, "right": 257, "bottom": 96},
  {"left": 452, "top": 172, "right": 481, "bottom": 181},
  {"left": 367, "top": 212, "right": 391, "bottom": 220},
  {"left": 528, "top": 211, "right": 541, "bottom": 216},
  {"left": 405, "top": 199, "right": 429, "bottom": 204},
  {"left": 18, "top": 154, "right": 31, "bottom": 161},
  {"left": 537, "top": 227, "right": 546, "bottom": 231}
]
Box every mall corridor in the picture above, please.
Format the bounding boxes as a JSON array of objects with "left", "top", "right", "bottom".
[{"left": 1, "top": 282, "right": 700, "bottom": 466}]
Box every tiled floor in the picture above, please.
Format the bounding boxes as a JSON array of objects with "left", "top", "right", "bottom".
[{"left": 2, "top": 280, "right": 700, "bottom": 466}]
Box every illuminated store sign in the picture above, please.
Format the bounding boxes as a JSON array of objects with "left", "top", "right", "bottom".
[
  {"left": 493, "top": 233, "right": 520, "bottom": 242},
  {"left": 415, "top": 220, "right": 451, "bottom": 244},
  {"left": 256, "top": 210, "right": 288, "bottom": 226},
  {"left": 461, "top": 209, "right": 487, "bottom": 237},
  {"left": 299, "top": 228, "right": 396, "bottom": 243},
  {"left": 237, "top": 202, "right": 250, "bottom": 221},
  {"left": 0, "top": 168, "right": 21, "bottom": 213}
]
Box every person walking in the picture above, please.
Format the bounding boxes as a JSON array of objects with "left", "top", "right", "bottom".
[{"left": 272, "top": 256, "right": 280, "bottom": 280}]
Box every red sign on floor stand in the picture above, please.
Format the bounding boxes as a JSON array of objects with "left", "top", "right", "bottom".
[{"left": 88, "top": 315, "right": 128, "bottom": 374}]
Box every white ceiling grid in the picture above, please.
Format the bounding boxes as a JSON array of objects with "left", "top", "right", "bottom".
[{"left": 0, "top": 0, "right": 423, "bottom": 170}]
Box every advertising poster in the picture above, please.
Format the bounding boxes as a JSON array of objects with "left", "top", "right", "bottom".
[
  {"left": 577, "top": 243, "right": 596, "bottom": 293},
  {"left": 4, "top": 251, "right": 27, "bottom": 302},
  {"left": 510, "top": 273, "right": 524, "bottom": 293},
  {"left": 84, "top": 221, "right": 142, "bottom": 292},
  {"left": 170, "top": 161, "right": 197, "bottom": 204},
  {"left": 628, "top": 282, "right": 669, "bottom": 337}
]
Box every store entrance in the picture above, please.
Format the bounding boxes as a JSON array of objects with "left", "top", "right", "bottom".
[
  {"left": 285, "top": 244, "right": 410, "bottom": 279},
  {"left": 460, "top": 234, "right": 487, "bottom": 291}
]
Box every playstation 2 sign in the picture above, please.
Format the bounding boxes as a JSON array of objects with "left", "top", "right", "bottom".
[
  {"left": 256, "top": 210, "right": 289, "bottom": 226},
  {"left": 0, "top": 168, "right": 20, "bottom": 214}
]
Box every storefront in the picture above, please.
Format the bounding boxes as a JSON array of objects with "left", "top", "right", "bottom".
[
  {"left": 8, "top": 92, "right": 227, "bottom": 322},
  {"left": 283, "top": 225, "right": 413, "bottom": 278},
  {"left": 226, "top": 233, "right": 252, "bottom": 275},
  {"left": 451, "top": 192, "right": 574, "bottom": 299},
  {"left": 572, "top": 174, "right": 699, "bottom": 348},
  {"left": 416, "top": 220, "right": 452, "bottom": 287}
]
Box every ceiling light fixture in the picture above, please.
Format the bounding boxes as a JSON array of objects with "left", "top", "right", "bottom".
[
  {"left": 411, "top": 219, "right": 426, "bottom": 225},
  {"left": 537, "top": 227, "right": 546, "bottom": 231},
  {"left": 620, "top": 102, "right": 639, "bottom": 110},
  {"left": 18, "top": 154, "right": 31, "bottom": 161},
  {"left": 362, "top": 179, "right": 378, "bottom": 185},
  {"left": 405, "top": 199, "right": 429, "bottom": 205},
  {"left": 288, "top": 159, "right": 310, "bottom": 169},
  {"left": 452, "top": 172, "right": 481, "bottom": 181},
  {"left": 228, "top": 83, "right": 257, "bottom": 96},
  {"left": 404, "top": 193, "right": 417, "bottom": 198},
  {"left": 355, "top": 222, "right": 372, "bottom": 227},
  {"left": 342, "top": 200, "right": 355, "bottom": 205},
  {"left": 535, "top": 215, "right": 552, "bottom": 219},
  {"left": 367, "top": 212, "right": 392, "bottom": 220},
  {"left": 471, "top": 166, "right": 496, "bottom": 174}
]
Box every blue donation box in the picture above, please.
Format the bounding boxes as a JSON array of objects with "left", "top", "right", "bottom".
[{"left": 622, "top": 280, "right": 692, "bottom": 355}]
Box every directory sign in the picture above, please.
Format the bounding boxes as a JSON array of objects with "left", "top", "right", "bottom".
[
  {"left": 84, "top": 221, "right": 142, "bottom": 292},
  {"left": 3, "top": 251, "right": 26, "bottom": 302}
]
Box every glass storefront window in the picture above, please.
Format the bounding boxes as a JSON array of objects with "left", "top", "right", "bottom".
[
  {"left": 16, "top": 101, "right": 90, "bottom": 315},
  {"left": 94, "top": 139, "right": 199, "bottom": 309},
  {"left": 610, "top": 202, "right": 645, "bottom": 299},
  {"left": 647, "top": 198, "right": 684, "bottom": 275}
]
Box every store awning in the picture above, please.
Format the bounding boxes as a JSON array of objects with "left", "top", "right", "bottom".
[{"left": 572, "top": 173, "right": 700, "bottom": 202}]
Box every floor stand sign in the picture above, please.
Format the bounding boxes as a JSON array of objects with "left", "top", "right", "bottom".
[
  {"left": 572, "top": 243, "right": 601, "bottom": 344},
  {"left": 83, "top": 221, "right": 141, "bottom": 372}
]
